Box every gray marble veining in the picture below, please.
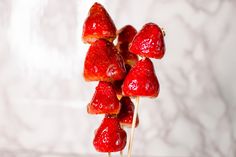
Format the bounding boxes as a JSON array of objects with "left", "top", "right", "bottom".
[{"left": 0, "top": 0, "right": 235, "bottom": 156}]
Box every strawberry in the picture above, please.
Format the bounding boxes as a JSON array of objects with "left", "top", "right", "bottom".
[
  {"left": 82, "top": 2, "right": 117, "bottom": 44},
  {"left": 129, "top": 23, "right": 165, "bottom": 59},
  {"left": 117, "top": 25, "right": 139, "bottom": 66},
  {"left": 84, "top": 39, "right": 126, "bottom": 82},
  {"left": 87, "top": 81, "right": 121, "bottom": 114},
  {"left": 118, "top": 97, "right": 139, "bottom": 127},
  {"left": 122, "top": 58, "right": 159, "bottom": 97},
  {"left": 93, "top": 115, "right": 127, "bottom": 152},
  {"left": 117, "top": 25, "right": 137, "bottom": 45}
]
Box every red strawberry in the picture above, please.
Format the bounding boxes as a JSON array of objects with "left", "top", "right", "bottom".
[
  {"left": 117, "top": 25, "right": 137, "bottom": 45},
  {"left": 82, "top": 2, "right": 117, "bottom": 43},
  {"left": 93, "top": 115, "right": 127, "bottom": 152},
  {"left": 129, "top": 23, "right": 165, "bottom": 59},
  {"left": 87, "top": 81, "right": 121, "bottom": 114},
  {"left": 122, "top": 58, "right": 159, "bottom": 97},
  {"left": 118, "top": 97, "right": 139, "bottom": 127},
  {"left": 117, "top": 25, "right": 139, "bottom": 66},
  {"left": 84, "top": 39, "right": 126, "bottom": 82}
]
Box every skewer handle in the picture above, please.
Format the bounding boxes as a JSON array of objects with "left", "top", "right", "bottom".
[{"left": 127, "top": 96, "right": 139, "bottom": 157}]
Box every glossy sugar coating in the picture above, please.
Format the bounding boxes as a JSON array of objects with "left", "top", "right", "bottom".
[
  {"left": 87, "top": 81, "right": 121, "bottom": 114},
  {"left": 82, "top": 2, "right": 117, "bottom": 43},
  {"left": 122, "top": 58, "right": 160, "bottom": 97},
  {"left": 84, "top": 39, "right": 126, "bottom": 82},
  {"left": 129, "top": 23, "right": 165, "bottom": 59},
  {"left": 93, "top": 115, "right": 127, "bottom": 152}
]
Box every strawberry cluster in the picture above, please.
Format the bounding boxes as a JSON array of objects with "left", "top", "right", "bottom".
[{"left": 82, "top": 2, "right": 165, "bottom": 154}]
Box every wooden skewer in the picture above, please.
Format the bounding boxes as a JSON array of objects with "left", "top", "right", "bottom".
[
  {"left": 120, "top": 150, "right": 123, "bottom": 157},
  {"left": 127, "top": 96, "right": 139, "bottom": 157},
  {"left": 120, "top": 125, "right": 124, "bottom": 157},
  {"left": 120, "top": 126, "right": 123, "bottom": 157},
  {"left": 108, "top": 152, "right": 111, "bottom": 157}
]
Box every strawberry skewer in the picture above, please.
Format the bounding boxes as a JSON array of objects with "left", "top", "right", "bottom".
[
  {"left": 123, "top": 23, "right": 165, "bottom": 157},
  {"left": 82, "top": 3, "right": 127, "bottom": 157},
  {"left": 115, "top": 25, "right": 139, "bottom": 157},
  {"left": 82, "top": 2, "right": 166, "bottom": 157}
]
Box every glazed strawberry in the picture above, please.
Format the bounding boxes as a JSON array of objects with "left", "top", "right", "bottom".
[
  {"left": 84, "top": 39, "right": 126, "bottom": 82},
  {"left": 117, "top": 25, "right": 139, "bottom": 66},
  {"left": 122, "top": 58, "right": 159, "bottom": 97},
  {"left": 117, "top": 25, "right": 137, "bottom": 45},
  {"left": 82, "top": 2, "right": 117, "bottom": 43},
  {"left": 118, "top": 97, "right": 139, "bottom": 127},
  {"left": 87, "top": 81, "right": 121, "bottom": 114},
  {"left": 93, "top": 115, "right": 127, "bottom": 152},
  {"left": 129, "top": 23, "right": 165, "bottom": 59}
]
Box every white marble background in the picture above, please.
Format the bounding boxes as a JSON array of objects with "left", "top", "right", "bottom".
[{"left": 0, "top": 0, "right": 235, "bottom": 156}]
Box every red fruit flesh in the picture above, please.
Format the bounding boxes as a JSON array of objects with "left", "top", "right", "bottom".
[
  {"left": 129, "top": 23, "right": 165, "bottom": 59},
  {"left": 87, "top": 81, "right": 121, "bottom": 114},
  {"left": 93, "top": 115, "right": 127, "bottom": 152},
  {"left": 117, "top": 25, "right": 139, "bottom": 66},
  {"left": 118, "top": 97, "right": 139, "bottom": 127},
  {"left": 82, "top": 2, "right": 117, "bottom": 43},
  {"left": 84, "top": 39, "right": 126, "bottom": 82},
  {"left": 122, "top": 58, "right": 159, "bottom": 97}
]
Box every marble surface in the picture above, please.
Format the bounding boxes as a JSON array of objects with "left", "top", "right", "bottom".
[{"left": 0, "top": 0, "right": 236, "bottom": 156}]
